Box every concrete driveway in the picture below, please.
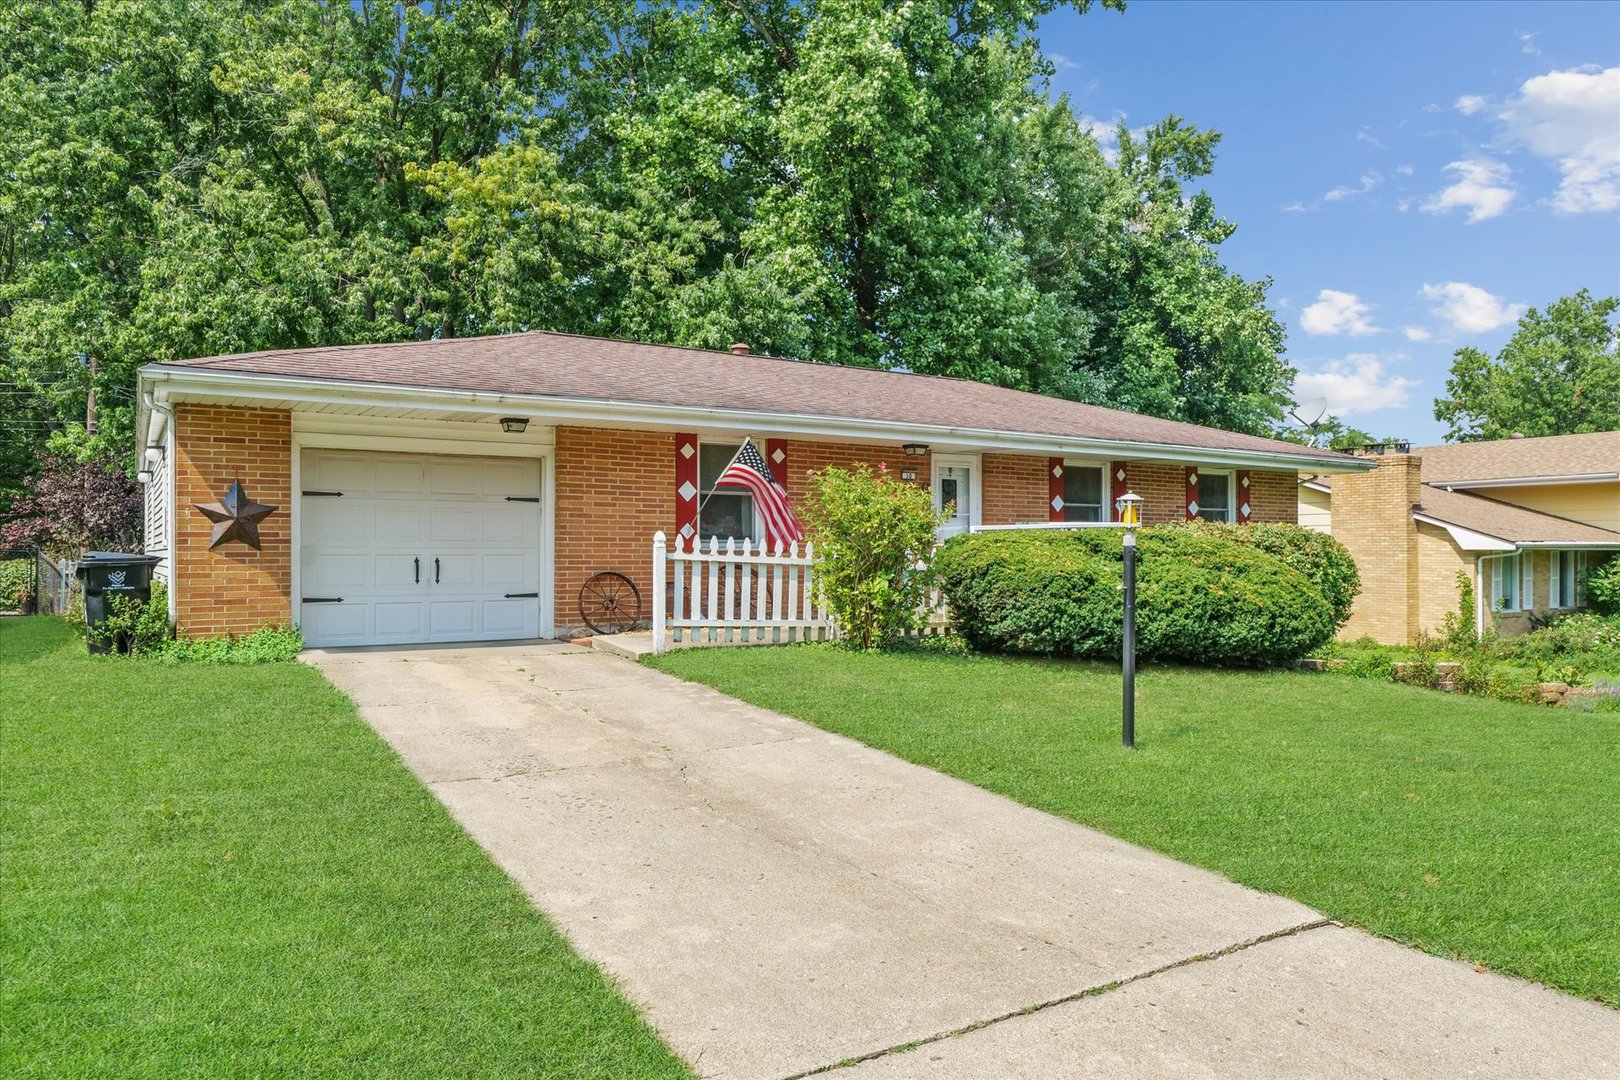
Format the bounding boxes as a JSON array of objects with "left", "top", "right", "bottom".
[{"left": 306, "top": 642, "right": 1620, "bottom": 1080}]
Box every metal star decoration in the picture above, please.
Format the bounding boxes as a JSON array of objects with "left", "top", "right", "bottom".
[{"left": 195, "top": 480, "right": 277, "bottom": 550}]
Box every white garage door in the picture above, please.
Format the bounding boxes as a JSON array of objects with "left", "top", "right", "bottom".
[{"left": 299, "top": 449, "right": 543, "bottom": 647}]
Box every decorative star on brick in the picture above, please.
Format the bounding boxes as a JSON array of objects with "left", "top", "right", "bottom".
[{"left": 195, "top": 480, "right": 277, "bottom": 551}]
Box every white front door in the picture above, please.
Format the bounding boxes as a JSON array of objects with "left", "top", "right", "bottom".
[
  {"left": 299, "top": 449, "right": 543, "bottom": 647},
  {"left": 933, "top": 458, "right": 978, "bottom": 541}
]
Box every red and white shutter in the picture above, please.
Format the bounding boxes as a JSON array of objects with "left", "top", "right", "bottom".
[
  {"left": 1237, "top": 470, "right": 1252, "bottom": 523},
  {"left": 766, "top": 438, "right": 789, "bottom": 486},
  {"left": 1185, "top": 466, "right": 1200, "bottom": 520},
  {"left": 675, "top": 433, "right": 699, "bottom": 547},
  {"left": 1049, "top": 458, "right": 1065, "bottom": 522},
  {"left": 1111, "top": 461, "right": 1129, "bottom": 521}
]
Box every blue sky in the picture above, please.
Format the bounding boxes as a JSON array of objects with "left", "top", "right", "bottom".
[{"left": 1039, "top": 0, "right": 1620, "bottom": 444}]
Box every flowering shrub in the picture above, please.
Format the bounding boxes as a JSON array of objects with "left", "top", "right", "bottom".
[{"left": 0, "top": 451, "right": 141, "bottom": 558}]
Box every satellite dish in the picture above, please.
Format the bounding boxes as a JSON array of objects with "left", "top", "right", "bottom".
[{"left": 1288, "top": 398, "right": 1330, "bottom": 447}]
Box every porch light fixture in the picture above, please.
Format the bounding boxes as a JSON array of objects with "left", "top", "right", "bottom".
[
  {"left": 499, "top": 417, "right": 529, "bottom": 434},
  {"left": 902, "top": 443, "right": 929, "bottom": 457}
]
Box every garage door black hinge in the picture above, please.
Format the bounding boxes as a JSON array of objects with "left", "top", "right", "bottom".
[
  {"left": 504, "top": 496, "right": 540, "bottom": 502},
  {"left": 503, "top": 592, "right": 539, "bottom": 599},
  {"left": 302, "top": 490, "right": 343, "bottom": 497},
  {"left": 302, "top": 597, "right": 344, "bottom": 604}
]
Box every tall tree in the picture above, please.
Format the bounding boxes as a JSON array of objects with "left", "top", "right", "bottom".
[{"left": 1434, "top": 290, "right": 1620, "bottom": 442}]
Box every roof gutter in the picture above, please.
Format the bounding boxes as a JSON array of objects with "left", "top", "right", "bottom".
[
  {"left": 1437, "top": 473, "right": 1619, "bottom": 490},
  {"left": 139, "top": 365, "right": 1374, "bottom": 474},
  {"left": 1413, "top": 511, "right": 1620, "bottom": 552}
]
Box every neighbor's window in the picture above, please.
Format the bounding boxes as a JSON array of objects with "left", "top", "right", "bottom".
[
  {"left": 1493, "top": 554, "right": 1520, "bottom": 611},
  {"left": 698, "top": 443, "right": 760, "bottom": 543},
  {"left": 1551, "top": 551, "right": 1577, "bottom": 609},
  {"left": 1195, "top": 471, "right": 1233, "bottom": 522},
  {"left": 1061, "top": 464, "right": 1106, "bottom": 522}
]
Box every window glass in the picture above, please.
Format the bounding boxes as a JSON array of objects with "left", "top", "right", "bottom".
[
  {"left": 1498, "top": 554, "right": 1518, "bottom": 610},
  {"left": 1196, "top": 473, "right": 1231, "bottom": 522},
  {"left": 1062, "top": 466, "right": 1105, "bottom": 522},
  {"left": 698, "top": 443, "right": 757, "bottom": 542},
  {"left": 1558, "top": 551, "right": 1577, "bottom": 608}
]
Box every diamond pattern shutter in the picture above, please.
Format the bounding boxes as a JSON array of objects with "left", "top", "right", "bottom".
[
  {"left": 1237, "top": 470, "right": 1252, "bottom": 523},
  {"left": 1049, "top": 458, "right": 1065, "bottom": 522},
  {"left": 1111, "top": 461, "right": 1128, "bottom": 522},
  {"left": 766, "top": 439, "right": 789, "bottom": 486},
  {"left": 675, "top": 433, "right": 698, "bottom": 543},
  {"left": 1185, "top": 466, "right": 1199, "bottom": 520}
]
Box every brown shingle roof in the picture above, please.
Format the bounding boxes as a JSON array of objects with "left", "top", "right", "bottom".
[
  {"left": 1416, "top": 432, "right": 1620, "bottom": 484},
  {"left": 153, "top": 329, "right": 1355, "bottom": 464},
  {"left": 1415, "top": 485, "right": 1620, "bottom": 545}
]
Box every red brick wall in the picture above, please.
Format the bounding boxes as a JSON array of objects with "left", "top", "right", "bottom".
[
  {"left": 982, "top": 454, "right": 1050, "bottom": 525},
  {"left": 173, "top": 404, "right": 292, "bottom": 637},
  {"left": 782, "top": 440, "right": 931, "bottom": 503},
  {"left": 553, "top": 426, "right": 674, "bottom": 637},
  {"left": 1248, "top": 470, "right": 1299, "bottom": 524},
  {"left": 1121, "top": 462, "right": 1297, "bottom": 525}
]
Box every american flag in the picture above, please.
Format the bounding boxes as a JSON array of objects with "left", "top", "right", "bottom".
[{"left": 716, "top": 438, "right": 805, "bottom": 547}]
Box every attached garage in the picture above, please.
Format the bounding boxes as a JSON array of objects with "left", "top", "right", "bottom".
[{"left": 297, "top": 448, "right": 544, "bottom": 647}]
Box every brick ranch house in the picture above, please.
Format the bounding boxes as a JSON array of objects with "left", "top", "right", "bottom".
[
  {"left": 1299, "top": 431, "right": 1620, "bottom": 645},
  {"left": 134, "top": 331, "right": 1373, "bottom": 647}
]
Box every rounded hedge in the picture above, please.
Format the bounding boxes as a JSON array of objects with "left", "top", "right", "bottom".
[
  {"left": 935, "top": 526, "right": 1339, "bottom": 667},
  {"left": 1178, "top": 520, "right": 1360, "bottom": 629}
]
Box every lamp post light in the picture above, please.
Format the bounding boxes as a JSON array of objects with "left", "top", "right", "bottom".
[{"left": 1115, "top": 491, "right": 1143, "bottom": 749}]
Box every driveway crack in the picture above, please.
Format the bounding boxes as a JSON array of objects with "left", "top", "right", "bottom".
[{"left": 778, "top": 918, "right": 1337, "bottom": 1080}]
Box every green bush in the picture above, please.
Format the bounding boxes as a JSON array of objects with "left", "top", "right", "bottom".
[
  {"left": 934, "top": 531, "right": 1121, "bottom": 656},
  {"left": 801, "top": 463, "right": 944, "bottom": 650},
  {"left": 1181, "top": 521, "right": 1360, "bottom": 629},
  {"left": 936, "top": 526, "right": 1338, "bottom": 667},
  {"left": 1586, "top": 556, "right": 1620, "bottom": 615},
  {"left": 87, "top": 580, "right": 172, "bottom": 655},
  {"left": 0, "top": 558, "right": 33, "bottom": 611}
]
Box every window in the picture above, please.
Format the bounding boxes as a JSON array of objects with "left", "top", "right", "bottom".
[
  {"left": 697, "top": 442, "right": 759, "bottom": 543},
  {"left": 1061, "top": 464, "right": 1106, "bottom": 522},
  {"left": 1195, "top": 471, "right": 1233, "bottom": 522},
  {"left": 1493, "top": 554, "right": 1520, "bottom": 611},
  {"left": 1550, "top": 551, "right": 1578, "bottom": 609}
]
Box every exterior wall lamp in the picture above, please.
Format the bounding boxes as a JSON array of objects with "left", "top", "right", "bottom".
[
  {"left": 499, "top": 417, "right": 529, "bottom": 434},
  {"left": 901, "top": 443, "right": 929, "bottom": 457}
]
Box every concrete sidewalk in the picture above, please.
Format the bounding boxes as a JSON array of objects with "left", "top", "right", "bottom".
[{"left": 306, "top": 642, "right": 1620, "bottom": 1080}]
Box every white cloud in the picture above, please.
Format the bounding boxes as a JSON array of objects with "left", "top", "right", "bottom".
[
  {"left": 1048, "top": 52, "right": 1078, "bottom": 73},
  {"left": 1500, "top": 66, "right": 1620, "bottom": 213},
  {"left": 1356, "top": 128, "right": 1387, "bottom": 151},
  {"left": 1293, "top": 354, "right": 1418, "bottom": 415},
  {"left": 1395, "top": 163, "right": 1414, "bottom": 176},
  {"left": 1455, "top": 94, "right": 1488, "bottom": 116},
  {"left": 1517, "top": 30, "right": 1540, "bottom": 56},
  {"left": 1402, "top": 326, "right": 1433, "bottom": 342},
  {"left": 1421, "top": 159, "right": 1515, "bottom": 222},
  {"left": 1079, "top": 112, "right": 1144, "bottom": 164},
  {"left": 1323, "top": 170, "right": 1383, "bottom": 202},
  {"left": 1300, "top": 289, "right": 1380, "bottom": 336},
  {"left": 1420, "top": 282, "right": 1528, "bottom": 334}
]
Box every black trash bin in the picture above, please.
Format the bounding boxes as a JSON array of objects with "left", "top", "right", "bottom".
[{"left": 76, "top": 552, "right": 163, "bottom": 655}]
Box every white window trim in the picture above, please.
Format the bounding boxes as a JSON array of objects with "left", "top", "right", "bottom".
[
  {"left": 696, "top": 438, "right": 766, "bottom": 545},
  {"left": 1194, "top": 469, "right": 1236, "bottom": 523},
  {"left": 1059, "top": 458, "right": 1109, "bottom": 522}
]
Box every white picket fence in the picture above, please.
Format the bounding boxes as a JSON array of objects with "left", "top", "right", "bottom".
[
  {"left": 652, "top": 532, "right": 835, "bottom": 652},
  {"left": 650, "top": 532, "right": 952, "bottom": 654}
]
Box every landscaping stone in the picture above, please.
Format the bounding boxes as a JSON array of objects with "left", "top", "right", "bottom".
[{"left": 1539, "top": 682, "right": 1571, "bottom": 705}]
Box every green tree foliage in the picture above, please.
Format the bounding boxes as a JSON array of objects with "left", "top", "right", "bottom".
[
  {"left": 1434, "top": 290, "right": 1620, "bottom": 442},
  {"left": 4, "top": 0, "right": 1301, "bottom": 506}
]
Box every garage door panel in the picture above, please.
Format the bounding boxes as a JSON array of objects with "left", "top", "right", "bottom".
[
  {"left": 300, "top": 449, "right": 542, "bottom": 648},
  {"left": 374, "top": 602, "right": 426, "bottom": 639}
]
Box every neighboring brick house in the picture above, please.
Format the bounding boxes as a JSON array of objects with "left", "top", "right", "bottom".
[
  {"left": 1299, "top": 432, "right": 1620, "bottom": 643},
  {"left": 135, "top": 330, "right": 1371, "bottom": 645}
]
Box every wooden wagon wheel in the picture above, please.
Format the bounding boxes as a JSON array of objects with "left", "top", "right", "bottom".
[{"left": 579, "top": 571, "right": 642, "bottom": 635}]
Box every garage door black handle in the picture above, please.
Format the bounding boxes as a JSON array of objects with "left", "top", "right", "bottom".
[
  {"left": 434, "top": 557, "right": 440, "bottom": 584},
  {"left": 302, "top": 597, "right": 344, "bottom": 604},
  {"left": 505, "top": 496, "right": 539, "bottom": 503},
  {"left": 504, "top": 592, "right": 538, "bottom": 599},
  {"left": 414, "top": 557, "right": 420, "bottom": 584}
]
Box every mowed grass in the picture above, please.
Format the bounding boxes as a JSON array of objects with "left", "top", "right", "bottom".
[
  {"left": 650, "top": 645, "right": 1620, "bottom": 1004},
  {"left": 1, "top": 618, "right": 689, "bottom": 1079}
]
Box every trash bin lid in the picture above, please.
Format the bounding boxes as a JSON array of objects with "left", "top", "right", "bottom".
[{"left": 79, "top": 551, "right": 162, "bottom": 563}]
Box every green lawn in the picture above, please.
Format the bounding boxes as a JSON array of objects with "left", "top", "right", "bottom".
[
  {"left": 650, "top": 645, "right": 1620, "bottom": 1004},
  {"left": 1, "top": 618, "right": 689, "bottom": 1079}
]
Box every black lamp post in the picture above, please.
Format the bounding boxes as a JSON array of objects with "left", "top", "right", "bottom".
[{"left": 1116, "top": 491, "right": 1143, "bottom": 749}]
